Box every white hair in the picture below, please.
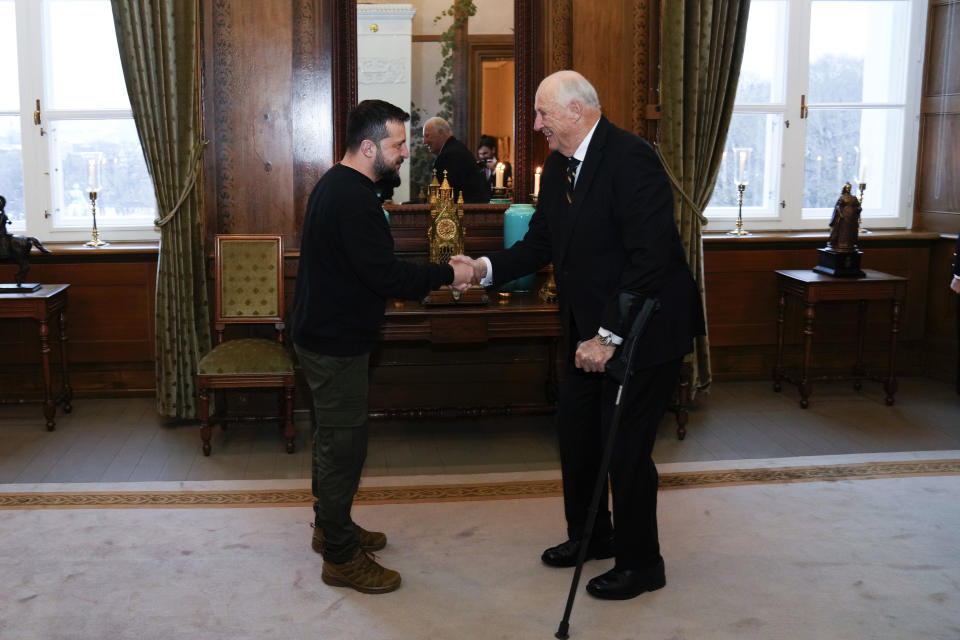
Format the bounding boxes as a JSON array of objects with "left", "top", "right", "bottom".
[
  {"left": 540, "top": 70, "right": 601, "bottom": 110},
  {"left": 424, "top": 117, "right": 452, "bottom": 135}
]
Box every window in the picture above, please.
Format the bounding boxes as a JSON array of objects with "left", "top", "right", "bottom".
[
  {"left": 1, "top": 0, "right": 157, "bottom": 242},
  {"left": 705, "top": 0, "right": 928, "bottom": 232}
]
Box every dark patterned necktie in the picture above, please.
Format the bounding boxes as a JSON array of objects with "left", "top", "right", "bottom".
[{"left": 565, "top": 157, "right": 581, "bottom": 203}]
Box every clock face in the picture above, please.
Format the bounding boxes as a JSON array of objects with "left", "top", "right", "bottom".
[{"left": 436, "top": 218, "right": 457, "bottom": 241}]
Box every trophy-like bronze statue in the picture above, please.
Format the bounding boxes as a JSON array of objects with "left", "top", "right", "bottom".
[
  {"left": 812, "top": 183, "right": 865, "bottom": 278},
  {"left": 0, "top": 195, "right": 52, "bottom": 292}
]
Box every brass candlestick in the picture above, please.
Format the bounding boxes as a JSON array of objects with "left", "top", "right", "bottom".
[
  {"left": 857, "top": 181, "right": 871, "bottom": 234},
  {"left": 84, "top": 190, "right": 108, "bottom": 247},
  {"left": 727, "top": 182, "right": 751, "bottom": 236}
]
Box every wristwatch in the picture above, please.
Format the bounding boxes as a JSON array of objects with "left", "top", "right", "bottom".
[{"left": 595, "top": 333, "right": 614, "bottom": 346}]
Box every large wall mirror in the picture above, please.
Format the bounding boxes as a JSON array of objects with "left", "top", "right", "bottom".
[{"left": 333, "top": 0, "right": 541, "bottom": 203}]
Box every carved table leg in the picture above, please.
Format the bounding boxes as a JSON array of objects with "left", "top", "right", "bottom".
[
  {"left": 39, "top": 317, "right": 56, "bottom": 430},
  {"left": 58, "top": 308, "right": 73, "bottom": 412},
  {"left": 200, "top": 387, "right": 212, "bottom": 456},
  {"left": 773, "top": 291, "right": 786, "bottom": 392},
  {"left": 799, "top": 301, "right": 815, "bottom": 408},
  {"left": 853, "top": 300, "right": 867, "bottom": 391},
  {"left": 884, "top": 299, "right": 901, "bottom": 406}
]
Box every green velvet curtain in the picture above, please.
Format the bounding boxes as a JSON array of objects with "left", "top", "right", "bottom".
[
  {"left": 111, "top": 0, "right": 210, "bottom": 418},
  {"left": 658, "top": 0, "right": 751, "bottom": 394}
]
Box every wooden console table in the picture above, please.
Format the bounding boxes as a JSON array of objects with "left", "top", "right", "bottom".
[
  {"left": 376, "top": 291, "right": 563, "bottom": 420},
  {"left": 773, "top": 269, "right": 907, "bottom": 408},
  {"left": 0, "top": 284, "right": 74, "bottom": 429}
]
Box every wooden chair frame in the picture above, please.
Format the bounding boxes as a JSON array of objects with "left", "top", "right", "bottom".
[{"left": 197, "top": 235, "right": 295, "bottom": 455}]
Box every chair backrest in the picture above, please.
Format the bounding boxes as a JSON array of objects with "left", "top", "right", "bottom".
[{"left": 213, "top": 234, "right": 285, "bottom": 342}]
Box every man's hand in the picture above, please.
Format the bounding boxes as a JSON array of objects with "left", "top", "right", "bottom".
[
  {"left": 450, "top": 254, "right": 487, "bottom": 284},
  {"left": 450, "top": 259, "right": 475, "bottom": 292},
  {"left": 951, "top": 277, "right": 960, "bottom": 294},
  {"left": 575, "top": 336, "right": 616, "bottom": 373}
]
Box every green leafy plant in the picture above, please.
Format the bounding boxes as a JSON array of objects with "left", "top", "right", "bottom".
[
  {"left": 433, "top": 0, "right": 476, "bottom": 120},
  {"left": 407, "top": 1, "right": 477, "bottom": 200}
]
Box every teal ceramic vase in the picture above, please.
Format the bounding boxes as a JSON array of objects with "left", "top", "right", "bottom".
[{"left": 501, "top": 203, "right": 536, "bottom": 292}]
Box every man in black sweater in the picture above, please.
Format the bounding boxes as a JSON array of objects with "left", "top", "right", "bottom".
[
  {"left": 422, "top": 116, "right": 489, "bottom": 203},
  {"left": 292, "top": 100, "right": 472, "bottom": 594}
]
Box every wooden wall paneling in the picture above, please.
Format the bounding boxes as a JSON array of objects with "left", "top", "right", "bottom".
[
  {"left": 703, "top": 238, "right": 935, "bottom": 379},
  {"left": 292, "top": 0, "right": 342, "bottom": 249},
  {"left": 545, "top": 0, "right": 572, "bottom": 74},
  {"left": 924, "top": 1, "right": 960, "bottom": 97},
  {"left": 571, "top": 1, "right": 630, "bottom": 130},
  {"left": 202, "top": 0, "right": 342, "bottom": 251},
  {"left": 922, "top": 236, "right": 960, "bottom": 382},
  {"left": 915, "top": 0, "right": 960, "bottom": 234},
  {"left": 0, "top": 258, "right": 157, "bottom": 398},
  {"left": 916, "top": 113, "right": 960, "bottom": 231},
  {"left": 514, "top": 0, "right": 542, "bottom": 201},
  {"left": 369, "top": 342, "right": 554, "bottom": 411},
  {"left": 632, "top": 0, "right": 657, "bottom": 139}
]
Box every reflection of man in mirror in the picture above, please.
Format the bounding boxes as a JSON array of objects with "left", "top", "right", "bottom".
[
  {"left": 477, "top": 134, "right": 512, "bottom": 198},
  {"left": 826, "top": 183, "right": 861, "bottom": 253},
  {"left": 422, "top": 117, "right": 488, "bottom": 203}
]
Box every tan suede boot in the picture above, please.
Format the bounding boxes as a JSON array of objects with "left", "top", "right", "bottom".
[
  {"left": 321, "top": 548, "right": 401, "bottom": 594},
  {"left": 311, "top": 523, "right": 387, "bottom": 554}
]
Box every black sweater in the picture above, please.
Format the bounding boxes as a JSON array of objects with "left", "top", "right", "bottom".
[{"left": 292, "top": 164, "right": 454, "bottom": 356}]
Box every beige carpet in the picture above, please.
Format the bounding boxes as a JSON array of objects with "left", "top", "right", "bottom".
[{"left": 1, "top": 452, "right": 959, "bottom": 640}]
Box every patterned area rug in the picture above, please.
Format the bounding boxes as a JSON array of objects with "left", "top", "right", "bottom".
[
  {"left": 3, "top": 457, "right": 959, "bottom": 509},
  {"left": 2, "top": 454, "right": 959, "bottom": 640}
]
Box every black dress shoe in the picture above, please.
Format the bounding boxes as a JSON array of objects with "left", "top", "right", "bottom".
[
  {"left": 586, "top": 561, "right": 666, "bottom": 600},
  {"left": 541, "top": 534, "right": 615, "bottom": 568}
]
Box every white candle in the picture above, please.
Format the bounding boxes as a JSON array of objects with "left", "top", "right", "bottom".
[
  {"left": 533, "top": 166, "right": 541, "bottom": 197},
  {"left": 858, "top": 158, "right": 868, "bottom": 183},
  {"left": 738, "top": 150, "right": 747, "bottom": 184},
  {"left": 495, "top": 162, "right": 504, "bottom": 189},
  {"left": 88, "top": 159, "right": 96, "bottom": 191}
]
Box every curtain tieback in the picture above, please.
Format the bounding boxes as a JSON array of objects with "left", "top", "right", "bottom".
[
  {"left": 652, "top": 141, "right": 709, "bottom": 225},
  {"left": 154, "top": 138, "right": 209, "bottom": 228}
]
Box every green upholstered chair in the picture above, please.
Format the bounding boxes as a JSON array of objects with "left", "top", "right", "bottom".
[{"left": 197, "top": 235, "right": 295, "bottom": 455}]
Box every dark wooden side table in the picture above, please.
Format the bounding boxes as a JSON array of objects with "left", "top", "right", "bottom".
[
  {"left": 376, "top": 290, "right": 690, "bottom": 439},
  {"left": 378, "top": 291, "right": 563, "bottom": 420},
  {"left": 0, "top": 284, "right": 73, "bottom": 429},
  {"left": 773, "top": 269, "right": 907, "bottom": 408}
]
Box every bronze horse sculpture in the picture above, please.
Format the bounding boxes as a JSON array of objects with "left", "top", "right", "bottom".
[{"left": 0, "top": 195, "right": 52, "bottom": 287}]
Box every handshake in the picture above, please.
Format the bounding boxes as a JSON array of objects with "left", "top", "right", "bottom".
[{"left": 447, "top": 255, "right": 487, "bottom": 292}]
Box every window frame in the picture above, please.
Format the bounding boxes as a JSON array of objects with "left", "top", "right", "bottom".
[
  {"left": 704, "top": 0, "right": 928, "bottom": 234},
  {"left": 9, "top": 0, "right": 159, "bottom": 243}
]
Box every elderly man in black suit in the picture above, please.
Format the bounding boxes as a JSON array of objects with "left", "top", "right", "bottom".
[
  {"left": 422, "top": 116, "right": 488, "bottom": 203},
  {"left": 952, "top": 234, "right": 960, "bottom": 393},
  {"left": 453, "top": 70, "right": 704, "bottom": 600}
]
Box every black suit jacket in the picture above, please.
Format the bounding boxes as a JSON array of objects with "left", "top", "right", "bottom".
[
  {"left": 953, "top": 234, "right": 960, "bottom": 278},
  {"left": 434, "top": 137, "right": 489, "bottom": 203},
  {"left": 489, "top": 116, "right": 705, "bottom": 366}
]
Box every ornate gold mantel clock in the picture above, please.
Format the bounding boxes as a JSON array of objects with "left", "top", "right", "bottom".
[{"left": 423, "top": 170, "right": 488, "bottom": 305}]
